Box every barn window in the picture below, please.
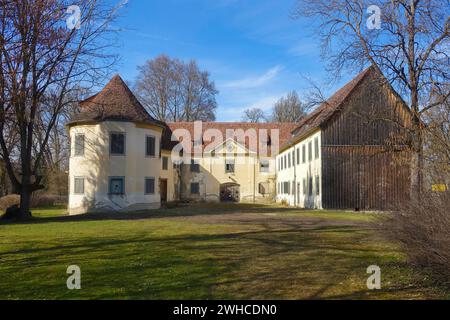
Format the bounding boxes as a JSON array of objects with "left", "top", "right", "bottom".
[
  {"left": 284, "top": 155, "right": 287, "bottom": 169},
  {"left": 314, "top": 137, "right": 319, "bottom": 159},
  {"left": 146, "top": 135, "right": 156, "bottom": 156},
  {"left": 145, "top": 177, "right": 155, "bottom": 194},
  {"left": 308, "top": 141, "right": 312, "bottom": 161},
  {"left": 74, "top": 177, "right": 85, "bottom": 194},
  {"left": 292, "top": 150, "right": 295, "bottom": 166},
  {"left": 288, "top": 153, "right": 291, "bottom": 167},
  {"left": 296, "top": 148, "right": 300, "bottom": 165},
  {"left": 109, "top": 177, "right": 125, "bottom": 195},
  {"left": 190, "top": 182, "right": 200, "bottom": 194},
  {"left": 302, "top": 145, "right": 306, "bottom": 163},
  {"left": 110, "top": 133, "right": 125, "bottom": 155},
  {"left": 315, "top": 175, "right": 320, "bottom": 195},
  {"left": 74, "top": 134, "right": 85, "bottom": 156}
]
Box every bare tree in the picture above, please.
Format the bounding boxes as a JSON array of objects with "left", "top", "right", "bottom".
[
  {"left": 271, "top": 91, "right": 307, "bottom": 122},
  {"left": 293, "top": 0, "right": 450, "bottom": 196},
  {"left": 241, "top": 108, "right": 267, "bottom": 123},
  {"left": 0, "top": 0, "right": 119, "bottom": 219},
  {"left": 134, "top": 55, "right": 218, "bottom": 122}
]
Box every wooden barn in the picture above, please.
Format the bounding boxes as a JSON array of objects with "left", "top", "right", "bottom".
[{"left": 276, "top": 66, "right": 412, "bottom": 210}]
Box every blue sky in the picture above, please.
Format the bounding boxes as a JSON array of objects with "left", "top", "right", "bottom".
[{"left": 108, "top": 0, "right": 354, "bottom": 121}]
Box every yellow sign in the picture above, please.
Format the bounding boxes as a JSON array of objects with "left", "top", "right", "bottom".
[{"left": 432, "top": 184, "right": 448, "bottom": 192}]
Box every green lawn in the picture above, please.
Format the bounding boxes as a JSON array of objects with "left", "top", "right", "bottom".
[{"left": 0, "top": 203, "right": 447, "bottom": 299}]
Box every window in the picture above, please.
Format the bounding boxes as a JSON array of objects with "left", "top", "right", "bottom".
[
  {"left": 74, "top": 134, "right": 85, "bottom": 156},
  {"left": 260, "top": 160, "right": 269, "bottom": 172},
  {"left": 146, "top": 135, "right": 156, "bottom": 157},
  {"left": 308, "top": 141, "right": 312, "bottom": 162},
  {"left": 162, "top": 156, "right": 168, "bottom": 170},
  {"left": 292, "top": 151, "right": 295, "bottom": 166},
  {"left": 308, "top": 176, "right": 313, "bottom": 196},
  {"left": 190, "top": 182, "right": 200, "bottom": 194},
  {"left": 145, "top": 177, "right": 155, "bottom": 194},
  {"left": 284, "top": 155, "right": 287, "bottom": 169},
  {"left": 283, "top": 181, "right": 290, "bottom": 195},
  {"left": 303, "top": 178, "right": 307, "bottom": 195},
  {"left": 259, "top": 182, "right": 269, "bottom": 195},
  {"left": 190, "top": 159, "right": 200, "bottom": 172},
  {"left": 74, "top": 177, "right": 85, "bottom": 194},
  {"left": 315, "top": 175, "right": 320, "bottom": 195},
  {"left": 225, "top": 159, "right": 235, "bottom": 173},
  {"left": 109, "top": 177, "right": 125, "bottom": 195},
  {"left": 110, "top": 133, "right": 125, "bottom": 155},
  {"left": 314, "top": 137, "right": 319, "bottom": 159},
  {"left": 288, "top": 153, "right": 291, "bottom": 168},
  {"left": 302, "top": 145, "right": 306, "bottom": 163},
  {"left": 291, "top": 181, "right": 295, "bottom": 195},
  {"left": 296, "top": 148, "right": 300, "bottom": 165}
]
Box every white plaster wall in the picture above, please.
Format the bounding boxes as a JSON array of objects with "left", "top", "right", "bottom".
[
  {"left": 276, "top": 130, "right": 322, "bottom": 209},
  {"left": 68, "top": 121, "right": 163, "bottom": 214}
]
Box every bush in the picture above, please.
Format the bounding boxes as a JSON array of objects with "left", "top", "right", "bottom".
[
  {"left": 0, "top": 193, "right": 60, "bottom": 211},
  {"left": 380, "top": 192, "right": 450, "bottom": 287},
  {"left": 0, "top": 194, "right": 20, "bottom": 211},
  {"left": 30, "top": 193, "right": 56, "bottom": 207}
]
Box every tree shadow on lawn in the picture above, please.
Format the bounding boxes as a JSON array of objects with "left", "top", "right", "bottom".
[
  {"left": 0, "top": 203, "right": 315, "bottom": 226},
  {"left": 1, "top": 221, "right": 426, "bottom": 299}
]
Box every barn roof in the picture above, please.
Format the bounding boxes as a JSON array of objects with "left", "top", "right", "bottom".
[
  {"left": 67, "top": 74, "right": 164, "bottom": 128},
  {"left": 281, "top": 66, "right": 375, "bottom": 151}
]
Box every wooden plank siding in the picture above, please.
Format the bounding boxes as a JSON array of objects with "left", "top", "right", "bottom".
[{"left": 321, "top": 70, "right": 412, "bottom": 210}]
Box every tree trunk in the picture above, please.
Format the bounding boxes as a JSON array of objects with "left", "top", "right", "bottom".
[{"left": 18, "top": 185, "right": 32, "bottom": 219}]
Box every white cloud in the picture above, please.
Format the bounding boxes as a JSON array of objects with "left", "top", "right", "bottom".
[{"left": 222, "top": 65, "right": 283, "bottom": 89}]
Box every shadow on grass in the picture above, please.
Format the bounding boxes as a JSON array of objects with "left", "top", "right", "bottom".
[{"left": 0, "top": 203, "right": 309, "bottom": 226}]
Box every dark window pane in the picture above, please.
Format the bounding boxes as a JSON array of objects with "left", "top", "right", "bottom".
[
  {"left": 308, "top": 141, "right": 312, "bottom": 161},
  {"left": 74, "top": 135, "right": 85, "bottom": 156},
  {"left": 109, "top": 177, "right": 124, "bottom": 194},
  {"left": 146, "top": 136, "right": 156, "bottom": 156},
  {"left": 225, "top": 160, "right": 235, "bottom": 173},
  {"left": 145, "top": 178, "right": 155, "bottom": 194},
  {"left": 315, "top": 176, "right": 320, "bottom": 195},
  {"left": 302, "top": 145, "right": 306, "bottom": 163},
  {"left": 296, "top": 148, "right": 300, "bottom": 165},
  {"left": 260, "top": 160, "right": 269, "bottom": 172},
  {"left": 111, "top": 133, "right": 125, "bottom": 155},
  {"left": 190, "top": 160, "right": 200, "bottom": 172},
  {"left": 162, "top": 156, "right": 168, "bottom": 170},
  {"left": 190, "top": 182, "right": 199, "bottom": 194},
  {"left": 314, "top": 137, "right": 319, "bottom": 159},
  {"left": 74, "top": 177, "right": 84, "bottom": 194}
]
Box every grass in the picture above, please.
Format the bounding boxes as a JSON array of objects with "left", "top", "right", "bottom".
[{"left": 0, "top": 203, "right": 447, "bottom": 300}]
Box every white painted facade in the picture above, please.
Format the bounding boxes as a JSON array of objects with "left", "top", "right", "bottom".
[
  {"left": 68, "top": 121, "right": 169, "bottom": 214},
  {"left": 276, "top": 130, "right": 322, "bottom": 209}
]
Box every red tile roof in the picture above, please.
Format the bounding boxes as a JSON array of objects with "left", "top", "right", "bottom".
[
  {"left": 67, "top": 74, "right": 163, "bottom": 127},
  {"left": 163, "top": 122, "right": 298, "bottom": 154}
]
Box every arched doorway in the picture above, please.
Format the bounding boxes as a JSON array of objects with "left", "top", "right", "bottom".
[{"left": 220, "top": 183, "right": 240, "bottom": 202}]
